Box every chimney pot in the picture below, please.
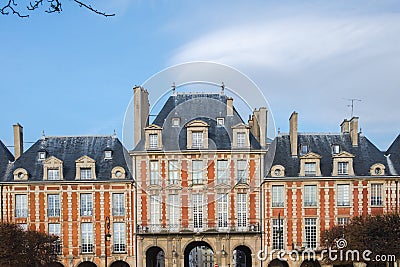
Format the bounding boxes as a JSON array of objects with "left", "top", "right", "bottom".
[
  {"left": 226, "top": 97, "right": 233, "bottom": 116},
  {"left": 350, "top": 117, "right": 359, "bottom": 147},
  {"left": 289, "top": 112, "right": 298, "bottom": 156},
  {"left": 13, "top": 123, "right": 23, "bottom": 159}
]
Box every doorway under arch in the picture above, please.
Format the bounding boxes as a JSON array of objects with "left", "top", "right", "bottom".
[
  {"left": 110, "top": 260, "right": 130, "bottom": 267},
  {"left": 300, "top": 259, "right": 321, "bottom": 267},
  {"left": 77, "top": 262, "right": 97, "bottom": 267},
  {"left": 184, "top": 241, "right": 214, "bottom": 267},
  {"left": 269, "top": 258, "right": 289, "bottom": 267},
  {"left": 233, "top": 245, "right": 252, "bottom": 267},
  {"left": 146, "top": 246, "right": 165, "bottom": 267}
]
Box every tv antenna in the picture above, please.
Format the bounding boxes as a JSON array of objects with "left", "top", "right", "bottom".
[{"left": 344, "top": 98, "right": 362, "bottom": 117}]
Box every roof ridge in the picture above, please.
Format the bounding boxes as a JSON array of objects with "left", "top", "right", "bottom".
[{"left": 44, "top": 135, "right": 115, "bottom": 138}]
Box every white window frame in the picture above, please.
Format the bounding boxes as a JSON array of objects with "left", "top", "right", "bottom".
[
  {"left": 305, "top": 218, "right": 317, "bottom": 249},
  {"left": 237, "top": 193, "right": 247, "bottom": 230},
  {"left": 15, "top": 194, "right": 28, "bottom": 218},
  {"left": 304, "top": 185, "right": 317, "bottom": 207},
  {"left": 168, "top": 194, "right": 179, "bottom": 231},
  {"left": 237, "top": 160, "right": 247, "bottom": 184},
  {"left": 47, "top": 194, "right": 60, "bottom": 217},
  {"left": 172, "top": 117, "right": 180, "bottom": 127},
  {"left": 49, "top": 223, "right": 61, "bottom": 254},
  {"left": 104, "top": 150, "right": 112, "bottom": 159},
  {"left": 149, "top": 134, "right": 158, "bottom": 149},
  {"left": 217, "top": 194, "right": 228, "bottom": 229},
  {"left": 217, "top": 160, "right": 228, "bottom": 184},
  {"left": 192, "top": 160, "right": 203, "bottom": 184},
  {"left": 237, "top": 132, "right": 246, "bottom": 147},
  {"left": 113, "top": 222, "right": 126, "bottom": 253},
  {"left": 193, "top": 194, "right": 203, "bottom": 230},
  {"left": 337, "top": 217, "right": 350, "bottom": 225},
  {"left": 192, "top": 131, "right": 204, "bottom": 148},
  {"left": 304, "top": 162, "right": 316, "bottom": 176},
  {"left": 168, "top": 160, "right": 179, "bottom": 185},
  {"left": 337, "top": 184, "right": 350, "bottom": 206},
  {"left": 80, "top": 193, "right": 93, "bottom": 216},
  {"left": 150, "top": 161, "right": 159, "bottom": 185},
  {"left": 272, "top": 218, "right": 284, "bottom": 249},
  {"left": 150, "top": 195, "right": 161, "bottom": 231},
  {"left": 217, "top": 118, "right": 224, "bottom": 126},
  {"left": 112, "top": 193, "right": 125, "bottom": 216},
  {"left": 338, "top": 162, "right": 349, "bottom": 175},
  {"left": 272, "top": 185, "right": 284, "bottom": 207},
  {"left": 80, "top": 168, "right": 92, "bottom": 180},
  {"left": 81, "top": 223, "right": 93, "bottom": 253},
  {"left": 47, "top": 169, "right": 60, "bottom": 180},
  {"left": 371, "top": 183, "right": 383, "bottom": 206}
]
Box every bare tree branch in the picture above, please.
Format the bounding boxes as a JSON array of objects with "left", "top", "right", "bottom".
[
  {"left": 1, "top": 0, "right": 29, "bottom": 17},
  {"left": 27, "top": 0, "right": 43, "bottom": 11},
  {"left": 73, "top": 0, "right": 115, "bottom": 17}
]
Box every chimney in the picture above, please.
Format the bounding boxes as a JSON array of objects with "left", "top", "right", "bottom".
[
  {"left": 226, "top": 97, "right": 233, "bottom": 116},
  {"left": 133, "top": 86, "right": 150, "bottom": 148},
  {"left": 13, "top": 123, "right": 23, "bottom": 159},
  {"left": 349, "top": 117, "right": 359, "bottom": 147},
  {"left": 289, "top": 112, "right": 298, "bottom": 157},
  {"left": 340, "top": 119, "right": 350, "bottom": 134},
  {"left": 254, "top": 107, "right": 267, "bottom": 148}
]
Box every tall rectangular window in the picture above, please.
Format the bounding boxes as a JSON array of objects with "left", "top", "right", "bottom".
[
  {"left": 81, "top": 223, "right": 93, "bottom": 253},
  {"left": 217, "top": 160, "right": 228, "bottom": 184},
  {"left": 237, "top": 132, "right": 246, "bottom": 147},
  {"left": 168, "top": 160, "right": 179, "bottom": 185},
  {"left": 193, "top": 194, "right": 203, "bottom": 230},
  {"left": 217, "top": 194, "right": 228, "bottom": 229},
  {"left": 113, "top": 222, "right": 126, "bottom": 253},
  {"left": 338, "top": 162, "right": 349, "bottom": 175},
  {"left": 305, "top": 162, "right": 316, "bottom": 176},
  {"left": 80, "top": 194, "right": 93, "bottom": 216},
  {"left": 371, "top": 183, "right": 383, "bottom": 206},
  {"left": 150, "top": 196, "right": 160, "bottom": 231},
  {"left": 112, "top": 193, "right": 125, "bottom": 216},
  {"left": 149, "top": 134, "right": 158, "bottom": 149},
  {"left": 192, "top": 160, "right": 203, "bottom": 184},
  {"left": 305, "top": 218, "right": 317, "bottom": 249},
  {"left": 304, "top": 185, "right": 317, "bottom": 207},
  {"left": 192, "top": 131, "right": 203, "bottom": 148},
  {"left": 272, "top": 185, "right": 284, "bottom": 207},
  {"left": 168, "top": 194, "right": 179, "bottom": 231},
  {"left": 337, "top": 184, "right": 350, "bottom": 206},
  {"left": 49, "top": 223, "right": 61, "bottom": 254},
  {"left": 80, "top": 168, "right": 92, "bottom": 180},
  {"left": 237, "top": 160, "right": 247, "bottom": 183},
  {"left": 150, "top": 161, "right": 159, "bottom": 185},
  {"left": 272, "top": 219, "right": 284, "bottom": 249},
  {"left": 47, "top": 194, "right": 60, "bottom": 217},
  {"left": 237, "top": 193, "right": 247, "bottom": 230},
  {"left": 48, "top": 169, "right": 60, "bottom": 180},
  {"left": 15, "top": 194, "right": 28, "bottom": 218}
]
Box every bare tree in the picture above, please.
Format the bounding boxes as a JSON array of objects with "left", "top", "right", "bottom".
[{"left": 1, "top": 0, "right": 115, "bottom": 18}]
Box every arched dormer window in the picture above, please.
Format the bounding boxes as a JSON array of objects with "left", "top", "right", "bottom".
[
  {"left": 111, "top": 166, "right": 126, "bottom": 179},
  {"left": 13, "top": 168, "right": 28, "bottom": 181},
  {"left": 370, "top": 163, "right": 385, "bottom": 176},
  {"left": 271, "top": 165, "right": 285, "bottom": 177}
]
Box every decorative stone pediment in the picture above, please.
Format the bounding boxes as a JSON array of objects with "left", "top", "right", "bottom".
[
  {"left": 185, "top": 120, "right": 209, "bottom": 128},
  {"left": 300, "top": 152, "right": 322, "bottom": 159},
  {"left": 75, "top": 155, "right": 96, "bottom": 164},
  {"left": 231, "top": 123, "right": 250, "bottom": 129},
  {"left": 333, "top": 151, "right": 354, "bottom": 158},
  {"left": 145, "top": 124, "right": 162, "bottom": 130},
  {"left": 75, "top": 155, "right": 96, "bottom": 180},
  {"left": 43, "top": 156, "right": 63, "bottom": 180}
]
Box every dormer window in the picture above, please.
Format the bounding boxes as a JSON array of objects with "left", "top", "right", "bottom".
[
  {"left": 39, "top": 151, "right": 46, "bottom": 160},
  {"left": 370, "top": 163, "right": 385, "bottom": 176},
  {"left": 192, "top": 131, "right": 203, "bottom": 148},
  {"left": 75, "top": 155, "right": 96, "bottom": 180},
  {"left": 43, "top": 156, "right": 63, "bottom": 180},
  {"left": 186, "top": 120, "right": 209, "bottom": 149},
  {"left": 172, "top": 117, "right": 180, "bottom": 127},
  {"left": 145, "top": 124, "right": 162, "bottom": 150},
  {"left": 149, "top": 134, "right": 158, "bottom": 149},
  {"left": 332, "top": 145, "right": 340, "bottom": 154},
  {"left": 271, "top": 165, "right": 285, "bottom": 177},
  {"left": 299, "top": 152, "right": 322, "bottom": 177},
  {"left": 237, "top": 132, "right": 246, "bottom": 147},
  {"left": 48, "top": 169, "right": 60, "bottom": 180},
  {"left": 80, "top": 168, "right": 92, "bottom": 180},
  {"left": 300, "top": 145, "right": 308, "bottom": 155},
  {"left": 217, "top": 118, "right": 224, "bottom": 126},
  {"left": 305, "top": 162, "right": 316, "bottom": 176},
  {"left": 13, "top": 168, "right": 28, "bottom": 180},
  {"left": 232, "top": 123, "right": 250, "bottom": 149},
  {"left": 332, "top": 151, "right": 355, "bottom": 176},
  {"left": 104, "top": 150, "right": 112, "bottom": 160},
  {"left": 338, "top": 162, "right": 349, "bottom": 175},
  {"left": 111, "top": 166, "right": 126, "bottom": 179}
]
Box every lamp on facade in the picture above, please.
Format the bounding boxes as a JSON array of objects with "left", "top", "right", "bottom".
[
  {"left": 105, "top": 216, "right": 112, "bottom": 267},
  {"left": 221, "top": 244, "right": 227, "bottom": 257}
]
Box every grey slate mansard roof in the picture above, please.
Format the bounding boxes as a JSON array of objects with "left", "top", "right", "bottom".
[
  {"left": 386, "top": 134, "right": 400, "bottom": 175},
  {"left": 2, "top": 136, "right": 132, "bottom": 182},
  {"left": 0, "top": 140, "right": 14, "bottom": 180},
  {"left": 134, "top": 93, "right": 261, "bottom": 151},
  {"left": 269, "top": 133, "right": 391, "bottom": 177}
]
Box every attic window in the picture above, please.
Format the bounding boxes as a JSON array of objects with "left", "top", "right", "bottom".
[
  {"left": 149, "top": 134, "right": 159, "bottom": 149},
  {"left": 370, "top": 163, "right": 385, "bottom": 176},
  {"left": 332, "top": 145, "right": 340, "bottom": 154},
  {"left": 104, "top": 150, "right": 112, "bottom": 160},
  {"left": 172, "top": 118, "right": 180, "bottom": 127},
  {"left": 300, "top": 145, "right": 308, "bottom": 155},
  {"left": 80, "top": 168, "right": 92, "bottom": 180},
  {"left": 39, "top": 152, "right": 46, "bottom": 160},
  {"left": 217, "top": 118, "right": 224, "bottom": 126}
]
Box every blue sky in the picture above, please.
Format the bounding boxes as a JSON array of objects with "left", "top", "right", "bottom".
[{"left": 1, "top": 0, "right": 399, "bottom": 151}]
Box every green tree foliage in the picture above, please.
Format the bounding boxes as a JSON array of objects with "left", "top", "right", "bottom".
[
  {"left": 321, "top": 213, "right": 400, "bottom": 264},
  {"left": 0, "top": 223, "right": 59, "bottom": 267}
]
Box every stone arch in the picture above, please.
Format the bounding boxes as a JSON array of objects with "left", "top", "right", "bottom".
[
  {"left": 300, "top": 259, "right": 321, "bottom": 267},
  {"left": 233, "top": 245, "right": 252, "bottom": 267},
  {"left": 184, "top": 240, "right": 214, "bottom": 267},
  {"left": 77, "top": 262, "right": 97, "bottom": 267},
  {"left": 268, "top": 259, "right": 289, "bottom": 267},
  {"left": 110, "top": 260, "right": 130, "bottom": 267},
  {"left": 146, "top": 246, "right": 165, "bottom": 267}
]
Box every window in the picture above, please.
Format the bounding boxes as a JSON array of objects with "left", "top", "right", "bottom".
[
  {"left": 81, "top": 223, "right": 93, "bottom": 253},
  {"left": 80, "top": 168, "right": 92, "bottom": 180},
  {"left": 304, "top": 185, "right": 317, "bottom": 207},
  {"left": 337, "top": 184, "right": 350, "bottom": 206},
  {"left": 272, "top": 185, "right": 284, "bottom": 207},
  {"left": 237, "top": 193, "right": 247, "bottom": 230},
  {"left": 300, "top": 145, "right": 308, "bottom": 155},
  {"left": 272, "top": 219, "right": 284, "bottom": 250},
  {"left": 305, "top": 218, "right": 317, "bottom": 249},
  {"left": 192, "top": 160, "right": 203, "bottom": 184},
  {"left": 112, "top": 193, "right": 125, "bottom": 216},
  {"left": 47, "top": 194, "right": 60, "bottom": 217},
  {"left": 217, "top": 194, "right": 228, "bottom": 229},
  {"left": 172, "top": 117, "right": 180, "bottom": 127},
  {"left": 332, "top": 145, "right": 340, "bottom": 154},
  {"left": 304, "top": 162, "right": 316, "bottom": 176},
  {"left": 168, "top": 194, "right": 179, "bottom": 231},
  {"left": 237, "top": 132, "right": 246, "bottom": 147},
  {"left": 47, "top": 169, "right": 60, "bottom": 180},
  {"left": 193, "top": 194, "right": 203, "bottom": 230},
  {"left": 192, "top": 131, "right": 203, "bottom": 148},
  {"left": 274, "top": 169, "right": 281, "bottom": 176},
  {"left": 237, "top": 160, "right": 247, "bottom": 184},
  {"left": 168, "top": 160, "right": 179, "bottom": 185},
  {"left": 15, "top": 194, "right": 27, "bottom": 218},
  {"left": 104, "top": 150, "right": 112, "bottom": 159},
  {"left": 337, "top": 217, "right": 350, "bottom": 225},
  {"left": 39, "top": 151, "right": 46, "bottom": 160},
  {"left": 217, "top": 160, "right": 228, "bottom": 184},
  {"left": 150, "top": 196, "right": 160, "bottom": 231},
  {"left": 149, "top": 134, "right": 158, "bottom": 149},
  {"left": 18, "top": 224, "right": 28, "bottom": 231},
  {"left": 371, "top": 183, "right": 383, "bottom": 206},
  {"left": 338, "top": 162, "right": 349, "bottom": 175},
  {"left": 80, "top": 194, "right": 93, "bottom": 216},
  {"left": 217, "top": 118, "right": 224, "bottom": 125},
  {"left": 113, "top": 222, "right": 126, "bottom": 253},
  {"left": 49, "top": 223, "right": 61, "bottom": 254},
  {"left": 150, "top": 161, "right": 159, "bottom": 185}
]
